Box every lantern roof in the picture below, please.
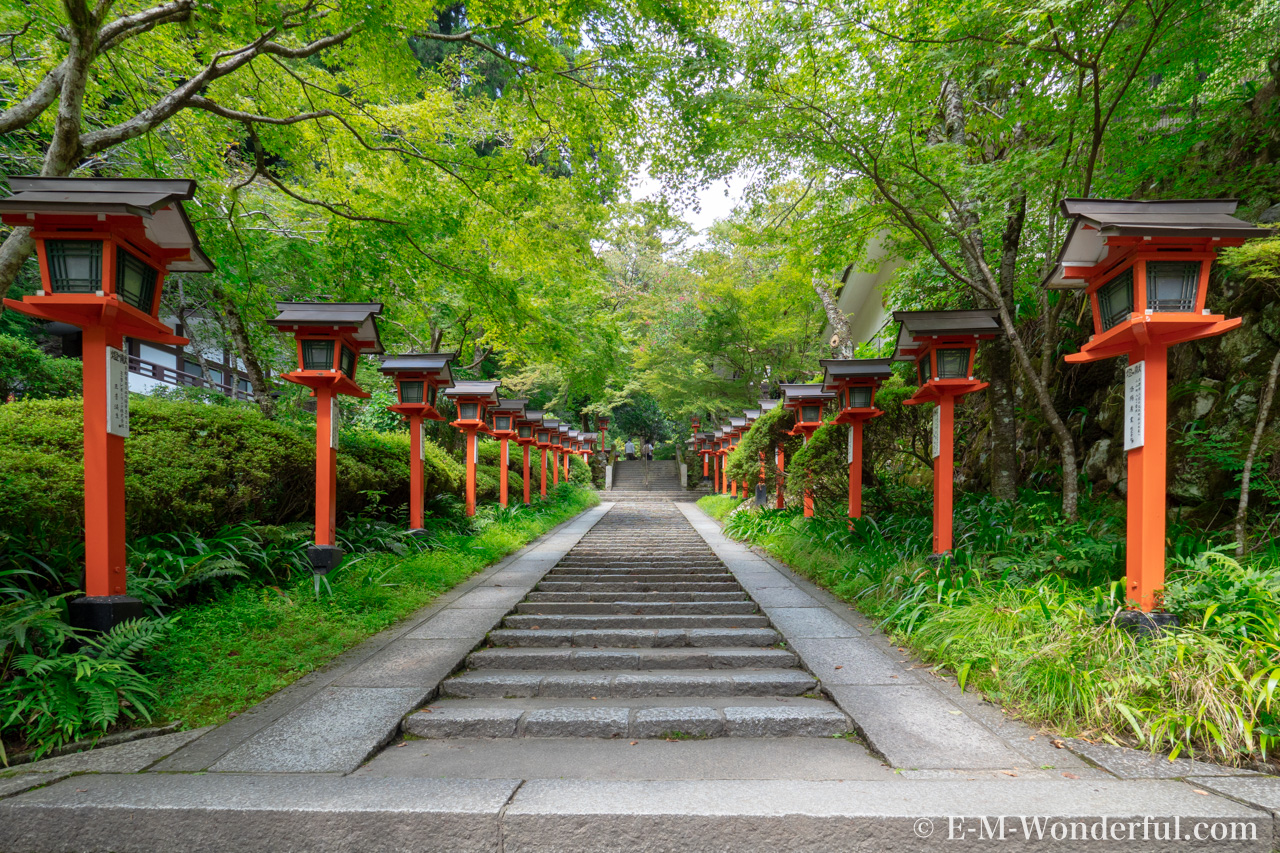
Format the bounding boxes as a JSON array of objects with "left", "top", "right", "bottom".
[
  {"left": 779, "top": 383, "right": 835, "bottom": 404},
  {"left": 443, "top": 380, "right": 500, "bottom": 403},
  {"left": 269, "top": 302, "right": 385, "bottom": 353},
  {"left": 1045, "top": 198, "right": 1269, "bottom": 289},
  {"left": 759, "top": 398, "right": 779, "bottom": 412},
  {"left": 820, "top": 357, "right": 895, "bottom": 390},
  {"left": 558, "top": 424, "right": 571, "bottom": 433},
  {"left": 714, "top": 428, "right": 724, "bottom": 438},
  {"left": 894, "top": 309, "right": 1000, "bottom": 357},
  {"left": 494, "top": 398, "right": 528, "bottom": 415},
  {"left": 744, "top": 409, "right": 761, "bottom": 420},
  {"left": 378, "top": 352, "right": 454, "bottom": 381},
  {"left": 522, "top": 409, "right": 544, "bottom": 422},
  {"left": 729, "top": 417, "right": 746, "bottom": 429},
  {"left": 0, "top": 176, "right": 214, "bottom": 272}
]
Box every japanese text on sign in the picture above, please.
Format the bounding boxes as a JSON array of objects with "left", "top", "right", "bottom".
[
  {"left": 106, "top": 347, "right": 130, "bottom": 437},
  {"left": 1124, "top": 361, "right": 1145, "bottom": 451},
  {"left": 931, "top": 406, "right": 941, "bottom": 459}
]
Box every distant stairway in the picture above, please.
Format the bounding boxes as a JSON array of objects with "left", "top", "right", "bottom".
[{"left": 609, "top": 459, "right": 698, "bottom": 502}]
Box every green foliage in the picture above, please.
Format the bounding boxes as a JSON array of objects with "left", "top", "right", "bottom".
[
  {"left": 719, "top": 502, "right": 1280, "bottom": 763},
  {"left": 696, "top": 494, "right": 745, "bottom": 522},
  {"left": 0, "top": 397, "right": 462, "bottom": 546},
  {"left": 0, "top": 336, "right": 81, "bottom": 401},
  {"left": 725, "top": 405, "right": 797, "bottom": 485}
]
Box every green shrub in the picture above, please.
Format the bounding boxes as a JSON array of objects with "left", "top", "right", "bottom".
[
  {"left": 0, "top": 397, "right": 462, "bottom": 542},
  {"left": 0, "top": 335, "right": 81, "bottom": 401}
]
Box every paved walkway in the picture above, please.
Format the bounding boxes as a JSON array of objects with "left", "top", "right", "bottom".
[{"left": 1, "top": 496, "right": 1277, "bottom": 852}]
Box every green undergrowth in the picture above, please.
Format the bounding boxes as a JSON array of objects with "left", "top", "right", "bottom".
[
  {"left": 148, "top": 485, "right": 599, "bottom": 728},
  {"left": 696, "top": 495, "right": 744, "bottom": 522},
  {"left": 714, "top": 495, "right": 1280, "bottom": 768}
]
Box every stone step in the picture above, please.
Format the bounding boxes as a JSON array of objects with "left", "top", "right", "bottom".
[
  {"left": 465, "top": 647, "right": 796, "bottom": 671},
  {"left": 545, "top": 568, "right": 732, "bottom": 577},
  {"left": 515, "top": 601, "right": 758, "bottom": 616},
  {"left": 404, "top": 699, "right": 850, "bottom": 739},
  {"left": 525, "top": 591, "right": 747, "bottom": 603},
  {"left": 503, "top": 614, "right": 771, "bottom": 629},
  {"left": 440, "top": 668, "right": 817, "bottom": 699},
  {"left": 535, "top": 582, "right": 743, "bottom": 593},
  {"left": 555, "top": 559, "right": 724, "bottom": 567},
  {"left": 545, "top": 571, "right": 737, "bottom": 584},
  {"left": 488, "top": 627, "right": 782, "bottom": 648}
]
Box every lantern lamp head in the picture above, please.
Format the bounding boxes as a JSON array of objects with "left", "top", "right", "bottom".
[
  {"left": 268, "top": 302, "right": 384, "bottom": 400},
  {"left": 780, "top": 383, "right": 835, "bottom": 439},
  {"left": 1042, "top": 198, "right": 1267, "bottom": 364},
  {"left": 379, "top": 353, "right": 454, "bottom": 420},
  {"left": 443, "top": 380, "right": 501, "bottom": 429},
  {"left": 0, "top": 177, "right": 214, "bottom": 344},
  {"left": 892, "top": 310, "right": 1000, "bottom": 406},
  {"left": 820, "top": 358, "right": 894, "bottom": 423}
]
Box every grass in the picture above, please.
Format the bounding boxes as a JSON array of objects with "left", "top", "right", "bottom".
[
  {"left": 148, "top": 486, "right": 599, "bottom": 728},
  {"left": 713, "top": 494, "right": 1280, "bottom": 767},
  {"left": 697, "top": 495, "right": 744, "bottom": 522}
]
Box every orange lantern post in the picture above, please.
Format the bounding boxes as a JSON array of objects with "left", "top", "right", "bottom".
[
  {"left": 379, "top": 353, "right": 454, "bottom": 532},
  {"left": 443, "top": 380, "right": 501, "bottom": 516},
  {"left": 741, "top": 408, "right": 761, "bottom": 501},
  {"left": 894, "top": 310, "right": 1001, "bottom": 558},
  {"left": 726, "top": 417, "right": 746, "bottom": 497},
  {"left": 560, "top": 426, "right": 573, "bottom": 481},
  {"left": 780, "top": 384, "right": 835, "bottom": 517},
  {"left": 1045, "top": 199, "right": 1265, "bottom": 619},
  {"left": 518, "top": 410, "right": 543, "bottom": 504},
  {"left": 269, "top": 302, "right": 385, "bottom": 573},
  {"left": 821, "top": 359, "right": 895, "bottom": 521},
  {"left": 596, "top": 415, "right": 611, "bottom": 465},
  {"left": 490, "top": 399, "right": 526, "bottom": 509},
  {"left": 535, "top": 417, "right": 556, "bottom": 496},
  {"left": 0, "top": 177, "right": 212, "bottom": 631}
]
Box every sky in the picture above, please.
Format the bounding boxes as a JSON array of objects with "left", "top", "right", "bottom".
[{"left": 629, "top": 170, "right": 746, "bottom": 247}]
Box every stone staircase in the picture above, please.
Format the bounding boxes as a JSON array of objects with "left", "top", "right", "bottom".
[
  {"left": 404, "top": 502, "right": 850, "bottom": 739},
  {"left": 609, "top": 459, "right": 702, "bottom": 502}
]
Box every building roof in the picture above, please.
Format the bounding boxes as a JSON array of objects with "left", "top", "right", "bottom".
[
  {"left": 820, "top": 357, "right": 895, "bottom": 389},
  {"left": 443, "top": 380, "right": 500, "bottom": 401},
  {"left": 779, "top": 383, "right": 836, "bottom": 404},
  {"left": 1045, "top": 198, "right": 1270, "bottom": 288},
  {"left": 378, "top": 352, "right": 454, "bottom": 382},
  {"left": 269, "top": 302, "right": 385, "bottom": 353},
  {"left": 893, "top": 309, "right": 1001, "bottom": 356},
  {"left": 0, "top": 176, "right": 214, "bottom": 272}
]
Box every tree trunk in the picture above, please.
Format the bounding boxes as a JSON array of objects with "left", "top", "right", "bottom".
[
  {"left": 1235, "top": 345, "right": 1280, "bottom": 556},
  {"left": 985, "top": 194, "right": 1026, "bottom": 502},
  {"left": 813, "top": 274, "right": 855, "bottom": 356},
  {"left": 213, "top": 283, "right": 276, "bottom": 418}
]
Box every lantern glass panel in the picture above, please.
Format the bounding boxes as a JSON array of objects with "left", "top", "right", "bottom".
[
  {"left": 339, "top": 346, "right": 356, "bottom": 378},
  {"left": 459, "top": 402, "right": 478, "bottom": 420},
  {"left": 46, "top": 240, "right": 103, "bottom": 293},
  {"left": 1147, "top": 261, "right": 1200, "bottom": 313},
  {"left": 936, "top": 348, "right": 970, "bottom": 379},
  {"left": 849, "top": 386, "right": 873, "bottom": 408},
  {"left": 518, "top": 425, "right": 532, "bottom": 438},
  {"left": 801, "top": 404, "right": 820, "bottom": 423},
  {"left": 302, "top": 339, "right": 335, "bottom": 370},
  {"left": 115, "top": 249, "right": 157, "bottom": 312},
  {"left": 427, "top": 384, "right": 438, "bottom": 405},
  {"left": 537, "top": 430, "right": 549, "bottom": 442},
  {"left": 918, "top": 357, "right": 930, "bottom": 385},
  {"left": 495, "top": 415, "right": 511, "bottom": 431},
  {"left": 1097, "top": 268, "right": 1135, "bottom": 331},
  {"left": 400, "top": 380, "right": 424, "bottom": 404}
]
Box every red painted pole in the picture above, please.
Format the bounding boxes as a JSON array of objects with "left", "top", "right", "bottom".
[
  {"left": 803, "top": 434, "right": 814, "bottom": 518},
  {"left": 703, "top": 451, "right": 709, "bottom": 479},
  {"left": 776, "top": 443, "right": 785, "bottom": 509},
  {"left": 499, "top": 437, "right": 509, "bottom": 508},
  {"left": 409, "top": 414, "right": 424, "bottom": 530},
  {"left": 81, "top": 325, "right": 127, "bottom": 596},
  {"left": 540, "top": 447, "right": 548, "bottom": 497},
  {"left": 564, "top": 451, "right": 570, "bottom": 481},
  {"left": 848, "top": 420, "right": 864, "bottom": 521},
  {"left": 1128, "top": 344, "right": 1169, "bottom": 611},
  {"left": 522, "top": 444, "right": 531, "bottom": 505},
  {"left": 553, "top": 449, "right": 560, "bottom": 485},
  {"left": 314, "top": 386, "right": 339, "bottom": 544},
  {"left": 933, "top": 396, "right": 955, "bottom": 554},
  {"left": 465, "top": 429, "right": 477, "bottom": 517},
  {"left": 731, "top": 478, "right": 737, "bottom": 498}
]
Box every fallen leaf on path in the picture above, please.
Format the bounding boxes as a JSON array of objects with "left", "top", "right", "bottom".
[{"left": 1061, "top": 772, "right": 1078, "bottom": 779}]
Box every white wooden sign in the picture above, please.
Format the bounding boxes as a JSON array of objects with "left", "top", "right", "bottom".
[
  {"left": 847, "top": 425, "right": 854, "bottom": 464},
  {"left": 329, "top": 397, "right": 340, "bottom": 450},
  {"left": 106, "top": 346, "right": 130, "bottom": 438},
  {"left": 1124, "top": 361, "right": 1145, "bottom": 451},
  {"left": 931, "top": 406, "right": 941, "bottom": 459}
]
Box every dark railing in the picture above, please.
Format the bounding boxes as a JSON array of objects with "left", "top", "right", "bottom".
[{"left": 128, "top": 355, "right": 254, "bottom": 402}]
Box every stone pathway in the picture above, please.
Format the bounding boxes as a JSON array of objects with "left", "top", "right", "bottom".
[{"left": 1, "top": 495, "right": 1277, "bottom": 852}]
